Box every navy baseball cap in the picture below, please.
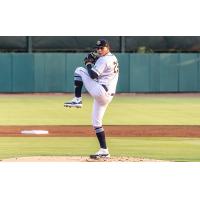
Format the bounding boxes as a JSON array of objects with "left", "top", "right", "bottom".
[{"left": 95, "top": 39, "right": 110, "bottom": 48}]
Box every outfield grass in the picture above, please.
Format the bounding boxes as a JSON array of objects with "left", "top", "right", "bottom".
[
  {"left": 0, "top": 137, "right": 200, "bottom": 161},
  {"left": 0, "top": 94, "right": 200, "bottom": 125}
]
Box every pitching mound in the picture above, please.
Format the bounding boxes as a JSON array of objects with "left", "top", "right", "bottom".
[{"left": 1, "top": 156, "right": 166, "bottom": 162}]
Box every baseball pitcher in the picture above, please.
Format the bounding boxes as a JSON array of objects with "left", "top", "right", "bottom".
[{"left": 64, "top": 39, "right": 119, "bottom": 159}]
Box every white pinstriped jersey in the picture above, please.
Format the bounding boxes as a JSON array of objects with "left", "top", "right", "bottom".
[{"left": 91, "top": 52, "right": 119, "bottom": 94}]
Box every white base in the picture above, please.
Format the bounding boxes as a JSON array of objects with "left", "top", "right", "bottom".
[{"left": 21, "top": 130, "right": 49, "bottom": 135}]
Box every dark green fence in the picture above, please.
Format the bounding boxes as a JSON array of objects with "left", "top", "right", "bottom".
[
  {"left": 1, "top": 36, "right": 200, "bottom": 53},
  {"left": 0, "top": 53, "right": 200, "bottom": 93}
]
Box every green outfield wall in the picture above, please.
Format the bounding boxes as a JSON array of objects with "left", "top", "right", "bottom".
[{"left": 0, "top": 53, "right": 200, "bottom": 93}]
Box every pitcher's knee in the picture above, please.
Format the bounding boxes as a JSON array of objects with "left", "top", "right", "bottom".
[
  {"left": 74, "top": 67, "right": 85, "bottom": 81},
  {"left": 75, "top": 67, "right": 86, "bottom": 75}
]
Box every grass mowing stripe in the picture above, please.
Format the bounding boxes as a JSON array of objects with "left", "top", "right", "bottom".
[
  {"left": 0, "top": 137, "right": 200, "bottom": 161},
  {"left": 1, "top": 94, "right": 200, "bottom": 125}
]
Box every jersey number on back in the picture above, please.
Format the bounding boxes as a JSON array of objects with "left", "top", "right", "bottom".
[{"left": 113, "top": 61, "right": 119, "bottom": 73}]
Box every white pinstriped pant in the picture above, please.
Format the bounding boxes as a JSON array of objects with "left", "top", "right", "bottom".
[{"left": 74, "top": 67, "right": 113, "bottom": 127}]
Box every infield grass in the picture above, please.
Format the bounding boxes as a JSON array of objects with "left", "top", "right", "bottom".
[
  {"left": 0, "top": 137, "right": 200, "bottom": 161},
  {"left": 0, "top": 94, "right": 200, "bottom": 125}
]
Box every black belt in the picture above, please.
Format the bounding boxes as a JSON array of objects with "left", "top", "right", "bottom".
[{"left": 101, "top": 84, "right": 114, "bottom": 96}]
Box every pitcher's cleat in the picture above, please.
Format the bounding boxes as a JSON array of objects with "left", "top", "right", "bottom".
[
  {"left": 64, "top": 97, "right": 82, "bottom": 108},
  {"left": 89, "top": 148, "right": 110, "bottom": 159}
]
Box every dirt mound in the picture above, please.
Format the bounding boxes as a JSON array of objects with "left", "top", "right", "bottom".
[{"left": 1, "top": 156, "right": 166, "bottom": 162}]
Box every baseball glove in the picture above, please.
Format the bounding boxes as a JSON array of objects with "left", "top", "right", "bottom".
[{"left": 84, "top": 51, "right": 99, "bottom": 66}]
